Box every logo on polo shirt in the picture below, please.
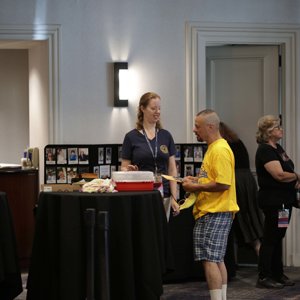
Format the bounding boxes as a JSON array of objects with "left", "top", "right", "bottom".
[{"left": 160, "top": 145, "right": 169, "bottom": 154}]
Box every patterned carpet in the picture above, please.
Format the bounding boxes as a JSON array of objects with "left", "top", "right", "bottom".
[
  {"left": 14, "top": 266, "right": 300, "bottom": 299},
  {"left": 161, "top": 266, "right": 300, "bottom": 299}
]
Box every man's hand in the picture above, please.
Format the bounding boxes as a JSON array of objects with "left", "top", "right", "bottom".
[{"left": 182, "top": 177, "right": 199, "bottom": 192}]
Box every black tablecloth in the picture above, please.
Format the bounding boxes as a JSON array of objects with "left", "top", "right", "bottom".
[
  {"left": 163, "top": 207, "right": 203, "bottom": 282},
  {"left": 0, "top": 192, "right": 23, "bottom": 300},
  {"left": 26, "top": 191, "right": 173, "bottom": 300}
]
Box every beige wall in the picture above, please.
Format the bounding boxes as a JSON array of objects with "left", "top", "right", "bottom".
[{"left": 0, "top": 50, "right": 29, "bottom": 164}]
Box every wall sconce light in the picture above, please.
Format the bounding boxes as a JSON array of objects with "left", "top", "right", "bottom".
[{"left": 114, "top": 62, "right": 129, "bottom": 107}]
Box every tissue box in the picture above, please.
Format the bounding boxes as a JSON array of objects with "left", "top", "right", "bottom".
[{"left": 112, "top": 171, "right": 154, "bottom": 191}]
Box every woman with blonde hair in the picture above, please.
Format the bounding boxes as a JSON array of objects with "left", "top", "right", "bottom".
[{"left": 255, "top": 115, "right": 300, "bottom": 289}]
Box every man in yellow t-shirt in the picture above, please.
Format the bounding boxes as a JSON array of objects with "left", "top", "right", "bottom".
[{"left": 182, "top": 109, "right": 239, "bottom": 300}]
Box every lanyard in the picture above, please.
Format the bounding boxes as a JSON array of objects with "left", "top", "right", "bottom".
[{"left": 143, "top": 129, "right": 158, "bottom": 173}]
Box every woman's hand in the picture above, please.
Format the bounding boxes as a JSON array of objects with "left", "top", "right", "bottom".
[
  {"left": 121, "top": 164, "right": 138, "bottom": 171},
  {"left": 171, "top": 197, "right": 180, "bottom": 216},
  {"left": 126, "top": 164, "right": 138, "bottom": 171},
  {"left": 121, "top": 159, "right": 138, "bottom": 172}
]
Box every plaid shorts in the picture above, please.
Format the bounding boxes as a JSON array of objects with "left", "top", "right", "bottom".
[{"left": 193, "top": 212, "right": 233, "bottom": 262}]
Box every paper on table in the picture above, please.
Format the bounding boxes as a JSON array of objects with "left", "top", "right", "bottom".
[
  {"left": 161, "top": 174, "right": 183, "bottom": 183},
  {"left": 0, "top": 163, "right": 22, "bottom": 169}
]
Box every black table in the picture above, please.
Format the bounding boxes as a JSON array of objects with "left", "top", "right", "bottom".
[
  {"left": 26, "top": 191, "right": 173, "bottom": 300},
  {"left": 0, "top": 192, "right": 23, "bottom": 300}
]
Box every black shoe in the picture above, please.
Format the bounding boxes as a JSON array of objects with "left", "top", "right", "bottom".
[
  {"left": 256, "top": 277, "right": 284, "bottom": 289},
  {"left": 276, "top": 274, "right": 295, "bottom": 286}
]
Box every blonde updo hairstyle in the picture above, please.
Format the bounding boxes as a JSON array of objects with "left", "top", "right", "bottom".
[
  {"left": 136, "top": 92, "right": 162, "bottom": 130},
  {"left": 256, "top": 115, "right": 280, "bottom": 144}
]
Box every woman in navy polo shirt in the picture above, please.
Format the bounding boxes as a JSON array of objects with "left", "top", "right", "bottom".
[{"left": 121, "top": 92, "right": 180, "bottom": 220}]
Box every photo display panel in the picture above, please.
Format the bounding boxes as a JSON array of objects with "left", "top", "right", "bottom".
[
  {"left": 44, "top": 144, "right": 121, "bottom": 184},
  {"left": 44, "top": 143, "right": 207, "bottom": 197}
]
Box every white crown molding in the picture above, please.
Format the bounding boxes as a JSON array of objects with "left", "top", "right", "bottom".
[{"left": 0, "top": 24, "right": 61, "bottom": 143}]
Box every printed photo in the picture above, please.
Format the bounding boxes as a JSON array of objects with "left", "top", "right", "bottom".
[
  {"left": 45, "top": 147, "right": 56, "bottom": 165},
  {"left": 93, "top": 166, "right": 100, "bottom": 177},
  {"left": 175, "top": 145, "right": 181, "bottom": 161},
  {"left": 98, "top": 147, "right": 104, "bottom": 164},
  {"left": 194, "top": 146, "right": 203, "bottom": 162},
  {"left": 100, "top": 165, "right": 110, "bottom": 179},
  {"left": 105, "top": 147, "right": 112, "bottom": 164},
  {"left": 56, "top": 148, "right": 67, "bottom": 164},
  {"left": 67, "top": 167, "right": 77, "bottom": 183},
  {"left": 184, "top": 164, "right": 194, "bottom": 177},
  {"left": 45, "top": 167, "right": 56, "bottom": 183},
  {"left": 183, "top": 145, "right": 193, "bottom": 162},
  {"left": 56, "top": 167, "right": 67, "bottom": 183},
  {"left": 68, "top": 148, "right": 78, "bottom": 164},
  {"left": 78, "top": 148, "right": 89, "bottom": 164}
]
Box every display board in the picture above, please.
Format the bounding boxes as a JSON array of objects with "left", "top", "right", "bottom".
[
  {"left": 44, "top": 144, "right": 121, "bottom": 184},
  {"left": 44, "top": 143, "right": 207, "bottom": 197}
]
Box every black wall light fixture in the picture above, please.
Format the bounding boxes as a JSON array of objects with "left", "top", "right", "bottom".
[{"left": 114, "top": 62, "right": 128, "bottom": 107}]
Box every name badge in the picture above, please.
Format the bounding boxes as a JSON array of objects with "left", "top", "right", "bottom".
[
  {"left": 154, "top": 173, "right": 164, "bottom": 197},
  {"left": 278, "top": 208, "right": 289, "bottom": 228}
]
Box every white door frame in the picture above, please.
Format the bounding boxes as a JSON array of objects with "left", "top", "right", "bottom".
[
  {"left": 185, "top": 22, "right": 300, "bottom": 266},
  {"left": 0, "top": 24, "right": 61, "bottom": 143}
]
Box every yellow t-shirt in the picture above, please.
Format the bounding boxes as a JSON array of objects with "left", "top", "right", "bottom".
[{"left": 193, "top": 138, "right": 239, "bottom": 220}]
